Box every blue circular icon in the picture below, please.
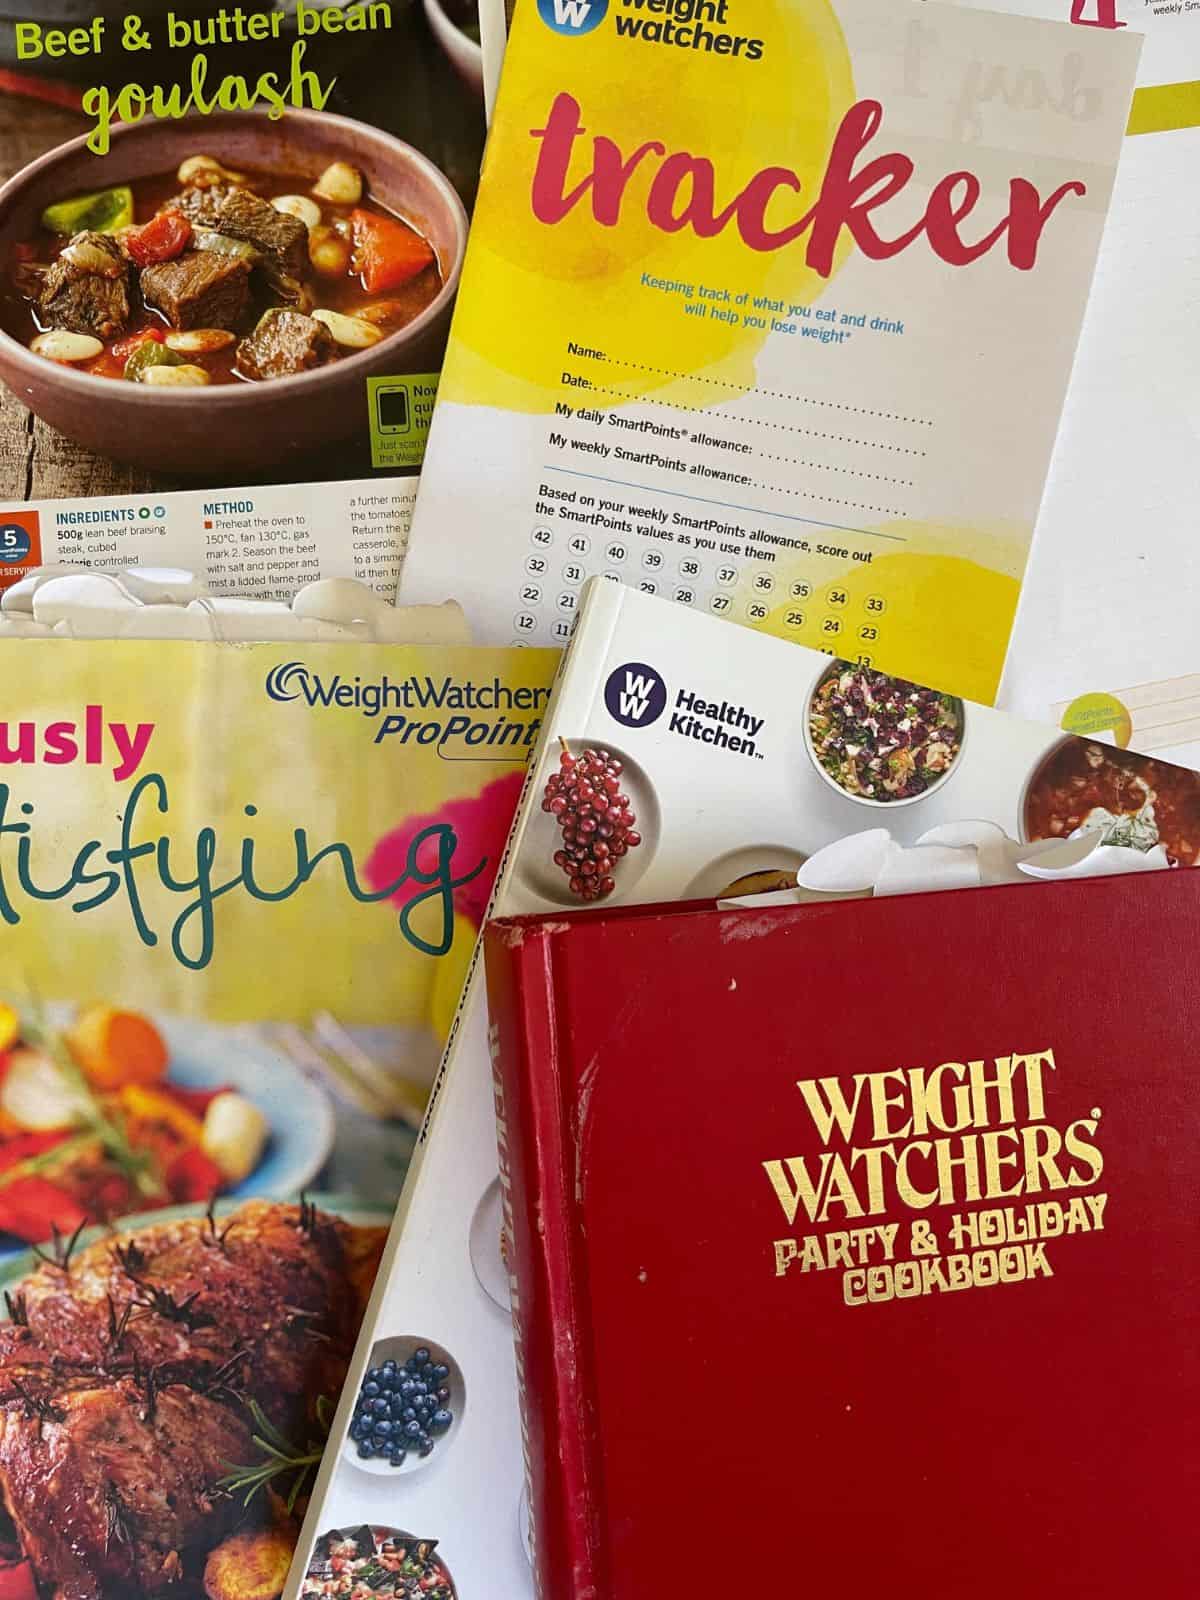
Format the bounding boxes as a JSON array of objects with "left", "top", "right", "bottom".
[
  {"left": 604, "top": 662, "right": 667, "bottom": 729},
  {"left": 0, "top": 523, "right": 32, "bottom": 564},
  {"left": 537, "top": 0, "right": 607, "bottom": 36}
]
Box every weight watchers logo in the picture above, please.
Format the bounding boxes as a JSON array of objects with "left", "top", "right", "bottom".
[
  {"left": 605, "top": 662, "right": 667, "bottom": 728},
  {"left": 537, "top": 0, "right": 607, "bottom": 36},
  {"left": 265, "top": 661, "right": 310, "bottom": 703}
]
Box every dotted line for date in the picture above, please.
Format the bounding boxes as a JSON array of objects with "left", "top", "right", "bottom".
[
  {"left": 582, "top": 388, "right": 927, "bottom": 456},
  {"left": 600, "top": 355, "right": 935, "bottom": 427},
  {"left": 751, "top": 483, "right": 908, "bottom": 517},
  {"left": 758, "top": 452, "right": 915, "bottom": 488}
]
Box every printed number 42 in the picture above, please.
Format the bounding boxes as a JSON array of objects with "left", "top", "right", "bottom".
[{"left": 1070, "top": 0, "right": 1124, "bottom": 27}]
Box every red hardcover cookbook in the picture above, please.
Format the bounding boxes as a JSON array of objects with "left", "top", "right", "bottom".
[{"left": 484, "top": 872, "right": 1200, "bottom": 1599}]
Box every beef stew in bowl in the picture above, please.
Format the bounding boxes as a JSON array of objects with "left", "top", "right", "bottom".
[{"left": 3, "top": 153, "right": 442, "bottom": 387}]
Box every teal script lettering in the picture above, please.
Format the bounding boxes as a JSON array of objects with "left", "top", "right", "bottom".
[{"left": 0, "top": 775, "right": 484, "bottom": 972}]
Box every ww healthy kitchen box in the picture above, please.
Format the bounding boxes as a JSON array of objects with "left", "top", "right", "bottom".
[{"left": 288, "top": 579, "right": 1200, "bottom": 1600}]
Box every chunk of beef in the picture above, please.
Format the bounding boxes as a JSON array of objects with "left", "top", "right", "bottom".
[
  {"left": 38, "top": 232, "right": 130, "bottom": 339},
  {"left": 140, "top": 249, "right": 251, "bottom": 332},
  {"left": 164, "top": 184, "right": 242, "bottom": 230},
  {"left": 169, "top": 187, "right": 307, "bottom": 277},
  {"left": 235, "top": 308, "right": 334, "bottom": 380}
]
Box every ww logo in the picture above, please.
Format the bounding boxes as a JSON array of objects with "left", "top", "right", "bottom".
[
  {"left": 604, "top": 662, "right": 667, "bottom": 729},
  {"left": 537, "top": 0, "right": 607, "bottom": 34}
]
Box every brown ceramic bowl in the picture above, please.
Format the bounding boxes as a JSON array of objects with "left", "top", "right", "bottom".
[{"left": 0, "top": 110, "right": 467, "bottom": 477}]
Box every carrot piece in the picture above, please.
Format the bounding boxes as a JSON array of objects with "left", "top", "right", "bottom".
[
  {"left": 66, "top": 1006, "right": 168, "bottom": 1091},
  {"left": 349, "top": 209, "right": 435, "bottom": 293}
]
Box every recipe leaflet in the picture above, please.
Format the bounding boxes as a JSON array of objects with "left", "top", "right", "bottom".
[
  {"left": 396, "top": 0, "right": 1141, "bottom": 705},
  {"left": 0, "top": 0, "right": 490, "bottom": 597},
  {"left": 287, "top": 578, "right": 1200, "bottom": 1600}
]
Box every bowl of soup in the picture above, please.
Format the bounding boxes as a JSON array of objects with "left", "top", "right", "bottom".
[
  {"left": 1021, "top": 735, "right": 1200, "bottom": 866},
  {"left": 0, "top": 110, "right": 467, "bottom": 476}
]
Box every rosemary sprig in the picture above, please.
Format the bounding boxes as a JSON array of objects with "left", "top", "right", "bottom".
[
  {"left": 218, "top": 1394, "right": 334, "bottom": 1514},
  {"left": 30, "top": 1217, "right": 89, "bottom": 1272},
  {"left": 0, "top": 1132, "right": 98, "bottom": 1193}
]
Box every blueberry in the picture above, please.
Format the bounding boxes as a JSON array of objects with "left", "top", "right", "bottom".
[
  {"left": 413, "top": 1347, "right": 431, "bottom": 1365},
  {"left": 356, "top": 1441, "right": 374, "bottom": 1459},
  {"left": 411, "top": 1380, "right": 427, "bottom": 1398},
  {"left": 373, "top": 1420, "right": 392, "bottom": 1438},
  {"left": 362, "top": 1381, "right": 380, "bottom": 1398},
  {"left": 404, "top": 1420, "right": 422, "bottom": 1440},
  {"left": 382, "top": 1359, "right": 397, "bottom": 1373},
  {"left": 367, "top": 1368, "right": 382, "bottom": 1382},
  {"left": 372, "top": 1398, "right": 389, "bottom": 1416},
  {"left": 431, "top": 1408, "right": 453, "bottom": 1433},
  {"left": 417, "top": 1437, "right": 435, "bottom": 1458},
  {"left": 402, "top": 1405, "right": 417, "bottom": 1421},
  {"left": 349, "top": 1420, "right": 365, "bottom": 1441},
  {"left": 436, "top": 1387, "right": 451, "bottom": 1404},
  {"left": 431, "top": 1364, "right": 449, "bottom": 1383},
  {"left": 399, "top": 1379, "right": 416, "bottom": 1398},
  {"left": 388, "top": 1448, "right": 407, "bottom": 1468}
]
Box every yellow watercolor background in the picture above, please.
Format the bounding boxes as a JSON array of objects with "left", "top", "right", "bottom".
[
  {"left": 0, "top": 642, "right": 558, "bottom": 1026},
  {"left": 444, "top": 0, "right": 856, "bottom": 412}
]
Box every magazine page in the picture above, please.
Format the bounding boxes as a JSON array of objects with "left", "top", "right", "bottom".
[
  {"left": 0, "top": 0, "right": 486, "bottom": 593},
  {"left": 0, "top": 636, "right": 557, "bottom": 1600},
  {"left": 395, "top": 0, "right": 1140, "bottom": 704},
  {"left": 288, "top": 577, "right": 1199, "bottom": 1600},
  {"left": 974, "top": 0, "right": 1200, "bottom": 765}
]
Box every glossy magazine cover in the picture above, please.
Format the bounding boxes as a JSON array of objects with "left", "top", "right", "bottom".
[{"left": 0, "top": 636, "right": 557, "bottom": 1600}]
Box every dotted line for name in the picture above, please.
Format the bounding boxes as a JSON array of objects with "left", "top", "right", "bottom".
[
  {"left": 582, "top": 388, "right": 927, "bottom": 456},
  {"left": 601, "top": 355, "right": 935, "bottom": 427},
  {"left": 758, "top": 452, "right": 915, "bottom": 488},
  {"left": 751, "top": 483, "right": 908, "bottom": 517}
]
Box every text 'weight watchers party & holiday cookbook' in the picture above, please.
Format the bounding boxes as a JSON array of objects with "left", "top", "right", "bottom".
[
  {"left": 398, "top": 0, "right": 1140, "bottom": 702},
  {"left": 0, "top": 0, "right": 487, "bottom": 593},
  {"left": 0, "top": 636, "right": 557, "bottom": 1600},
  {"left": 288, "top": 578, "right": 1200, "bottom": 1600}
]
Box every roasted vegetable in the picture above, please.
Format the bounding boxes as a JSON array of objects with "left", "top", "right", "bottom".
[
  {"left": 203, "top": 1515, "right": 296, "bottom": 1600},
  {"left": 65, "top": 1005, "right": 168, "bottom": 1089}
]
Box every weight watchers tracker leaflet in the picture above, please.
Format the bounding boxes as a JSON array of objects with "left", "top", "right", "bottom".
[{"left": 397, "top": 0, "right": 1139, "bottom": 703}]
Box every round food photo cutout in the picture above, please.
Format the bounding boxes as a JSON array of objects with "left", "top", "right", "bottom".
[
  {"left": 303, "top": 1526, "right": 457, "bottom": 1600},
  {"left": 519, "top": 738, "right": 661, "bottom": 907},
  {"left": 343, "top": 1335, "right": 464, "bottom": 1476},
  {"left": 804, "top": 660, "right": 966, "bottom": 808}
]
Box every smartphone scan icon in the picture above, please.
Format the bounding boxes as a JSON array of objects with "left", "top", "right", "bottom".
[{"left": 374, "top": 384, "right": 412, "bottom": 435}]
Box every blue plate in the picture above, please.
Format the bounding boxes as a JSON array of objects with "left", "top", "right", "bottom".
[{"left": 0, "top": 1016, "right": 336, "bottom": 1260}]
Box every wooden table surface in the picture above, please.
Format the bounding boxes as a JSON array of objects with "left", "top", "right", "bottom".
[{"left": 0, "top": 6, "right": 483, "bottom": 502}]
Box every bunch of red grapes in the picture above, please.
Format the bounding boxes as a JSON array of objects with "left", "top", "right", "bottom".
[{"left": 541, "top": 745, "right": 642, "bottom": 901}]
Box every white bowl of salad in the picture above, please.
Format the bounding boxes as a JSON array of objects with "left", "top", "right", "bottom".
[{"left": 804, "top": 661, "right": 966, "bottom": 808}]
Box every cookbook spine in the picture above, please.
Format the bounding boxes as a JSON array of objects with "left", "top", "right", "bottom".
[{"left": 484, "top": 920, "right": 604, "bottom": 1600}]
